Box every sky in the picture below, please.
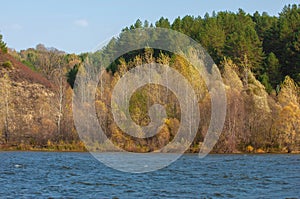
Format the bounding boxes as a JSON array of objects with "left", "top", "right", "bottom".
[{"left": 0, "top": 0, "right": 298, "bottom": 54}]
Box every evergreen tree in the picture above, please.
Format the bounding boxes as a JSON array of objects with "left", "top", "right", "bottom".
[
  {"left": 143, "top": 20, "right": 149, "bottom": 28},
  {"left": 155, "top": 17, "right": 171, "bottom": 29},
  {"left": 259, "top": 73, "right": 273, "bottom": 93},
  {"left": 134, "top": 19, "right": 143, "bottom": 29},
  {"left": 171, "top": 17, "right": 182, "bottom": 32},
  {"left": 276, "top": 4, "right": 300, "bottom": 83},
  {"left": 222, "top": 9, "right": 264, "bottom": 73},
  {"left": 0, "top": 34, "right": 7, "bottom": 53},
  {"left": 252, "top": 11, "right": 278, "bottom": 42},
  {"left": 265, "top": 52, "right": 282, "bottom": 87},
  {"left": 200, "top": 16, "right": 225, "bottom": 63},
  {"left": 179, "top": 15, "right": 194, "bottom": 37}
]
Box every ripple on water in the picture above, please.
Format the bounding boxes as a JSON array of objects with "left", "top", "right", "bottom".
[{"left": 0, "top": 153, "right": 299, "bottom": 198}]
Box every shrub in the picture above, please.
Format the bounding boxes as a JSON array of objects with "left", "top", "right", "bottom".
[
  {"left": 246, "top": 145, "right": 254, "bottom": 152},
  {"left": 1, "top": 61, "right": 13, "bottom": 69},
  {"left": 22, "top": 60, "right": 37, "bottom": 71}
]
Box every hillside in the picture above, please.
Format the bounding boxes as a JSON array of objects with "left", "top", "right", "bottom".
[
  {"left": 0, "top": 51, "right": 82, "bottom": 150},
  {"left": 0, "top": 52, "right": 53, "bottom": 88},
  {"left": 0, "top": 4, "right": 299, "bottom": 153}
]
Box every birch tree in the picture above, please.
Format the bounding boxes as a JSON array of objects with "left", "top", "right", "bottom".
[{"left": 0, "top": 73, "right": 12, "bottom": 143}]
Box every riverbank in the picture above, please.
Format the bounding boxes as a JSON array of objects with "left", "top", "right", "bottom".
[
  {"left": 1, "top": 144, "right": 299, "bottom": 154},
  {"left": 0, "top": 142, "right": 87, "bottom": 152}
]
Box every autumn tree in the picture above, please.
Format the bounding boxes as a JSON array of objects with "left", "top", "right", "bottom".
[
  {"left": 272, "top": 76, "right": 300, "bottom": 152},
  {"left": 34, "top": 44, "right": 65, "bottom": 79},
  {"left": 272, "top": 102, "right": 300, "bottom": 152},
  {"left": 52, "top": 57, "right": 66, "bottom": 140},
  {"left": 0, "top": 73, "right": 12, "bottom": 143}
]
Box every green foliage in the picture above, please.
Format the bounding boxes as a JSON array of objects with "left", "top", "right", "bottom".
[
  {"left": 155, "top": 17, "right": 171, "bottom": 29},
  {"left": 22, "top": 60, "right": 37, "bottom": 71},
  {"left": 200, "top": 15, "right": 225, "bottom": 63},
  {"left": 2, "top": 4, "right": 300, "bottom": 153},
  {"left": 1, "top": 61, "right": 13, "bottom": 69},
  {"left": 222, "top": 9, "right": 263, "bottom": 72},
  {"left": 67, "top": 64, "right": 79, "bottom": 88},
  {"left": 262, "top": 4, "right": 300, "bottom": 84},
  {"left": 265, "top": 52, "right": 281, "bottom": 87},
  {"left": 133, "top": 19, "right": 143, "bottom": 29},
  {"left": 252, "top": 11, "right": 278, "bottom": 41},
  {"left": 0, "top": 34, "right": 7, "bottom": 53},
  {"left": 111, "top": 4, "right": 298, "bottom": 89},
  {"left": 259, "top": 73, "right": 273, "bottom": 93}
]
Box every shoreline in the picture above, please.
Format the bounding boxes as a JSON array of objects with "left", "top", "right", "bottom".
[
  {"left": 0, "top": 148, "right": 299, "bottom": 155},
  {"left": 1, "top": 143, "right": 299, "bottom": 154}
]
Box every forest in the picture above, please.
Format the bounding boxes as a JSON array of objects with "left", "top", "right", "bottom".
[{"left": 0, "top": 4, "right": 299, "bottom": 153}]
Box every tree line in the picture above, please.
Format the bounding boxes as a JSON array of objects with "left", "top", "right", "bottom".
[{"left": 0, "top": 4, "right": 299, "bottom": 152}]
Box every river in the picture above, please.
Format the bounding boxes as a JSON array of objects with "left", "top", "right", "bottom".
[{"left": 0, "top": 152, "right": 299, "bottom": 198}]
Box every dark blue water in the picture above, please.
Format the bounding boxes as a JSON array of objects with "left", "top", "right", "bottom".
[{"left": 0, "top": 152, "right": 299, "bottom": 198}]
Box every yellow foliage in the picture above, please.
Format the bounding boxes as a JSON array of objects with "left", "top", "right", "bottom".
[
  {"left": 47, "top": 140, "right": 52, "bottom": 147},
  {"left": 256, "top": 148, "right": 265, "bottom": 153},
  {"left": 164, "top": 118, "right": 171, "bottom": 126},
  {"left": 95, "top": 100, "right": 107, "bottom": 113},
  {"left": 278, "top": 76, "right": 299, "bottom": 107},
  {"left": 272, "top": 102, "right": 300, "bottom": 149},
  {"left": 246, "top": 145, "right": 254, "bottom": 152},
  {"left": 222, "top": 58, "right": 243, "bottom": 91},
  {"left": 78, "top": 141, "right": 85, "bottom": 148}
]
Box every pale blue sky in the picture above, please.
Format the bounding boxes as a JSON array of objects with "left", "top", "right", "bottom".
[{"left": 0, "top": 0, "right": 298, "bottom": 54}]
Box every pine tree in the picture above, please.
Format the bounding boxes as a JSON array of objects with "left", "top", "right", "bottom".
[
  {"left": 265, "top": 52, "right": 281, "bottom": 88},
  {"left": 277, "top": 4, "right": 300, "bottom": 83},
  {"left": 200, "top": 16, "right": 225, "bottom": 63},
  {"left": 155, "top": 17, "right": 171, "bottom": 28},
  {"left": 0, "top": 34, "right": 7, "bottom": 53},
  {"left": 221, "top": 10, "right": 264, "bottom": 73}
]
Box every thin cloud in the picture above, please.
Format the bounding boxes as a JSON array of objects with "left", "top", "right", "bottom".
[
  {"left": 11, "top": 24, "right": 22, "bottom": 30},
  {"left": 3, "top": 24, "right": 22, "bottom": 30},
  {"left": 74, "top": 19, "right": 89, "bottom": 27}
]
